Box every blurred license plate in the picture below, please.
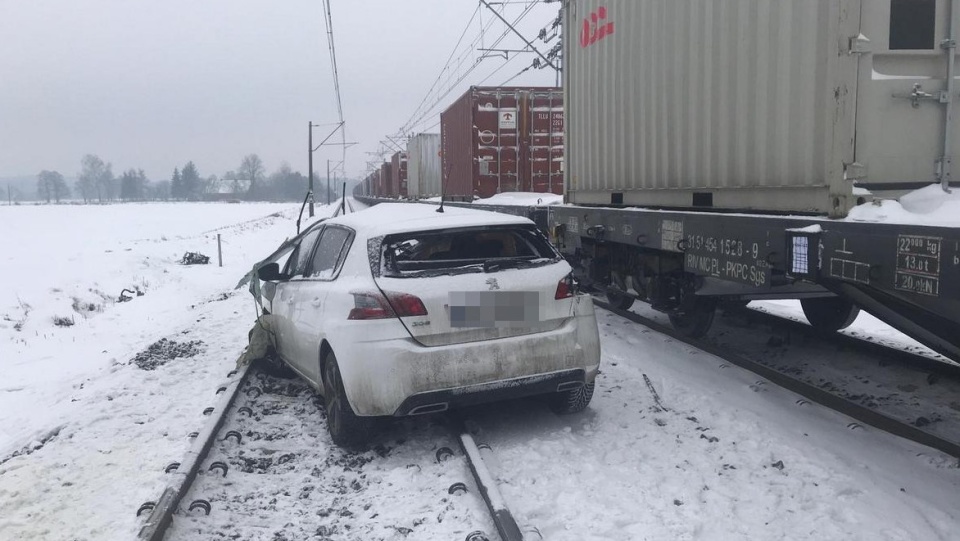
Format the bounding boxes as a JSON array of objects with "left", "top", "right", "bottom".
[{"left": 449, "top": 291, "right": 540, "bottom": 328}]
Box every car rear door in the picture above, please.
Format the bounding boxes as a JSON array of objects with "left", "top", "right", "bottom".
[
  {"left": 287, "top": 225, "right": 354, "bottom": 382},
  {"left": 370, "top": 225, "right": 577, "bottom": 346}
]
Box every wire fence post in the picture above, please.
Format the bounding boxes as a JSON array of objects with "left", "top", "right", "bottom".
[{"left": 217, "top": 234, "right": 223, "bottom": 267}]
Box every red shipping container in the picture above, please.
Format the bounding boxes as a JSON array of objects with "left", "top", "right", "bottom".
[
  {"left": 380, "top": 161, "right": 394, "bottom": 198},
  {"left": 391, "top": 151, "right": 408, "bottom": 198},
  {"left": 441, "top": 86, "right": 563, "bottom": 200}
]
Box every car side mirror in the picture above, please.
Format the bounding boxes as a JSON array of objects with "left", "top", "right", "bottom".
[{"left": 257, "top": 262, "right": 285, "bottom": 281}]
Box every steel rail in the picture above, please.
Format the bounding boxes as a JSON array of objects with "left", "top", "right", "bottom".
[
  {"left": 736, "top": 306, "right": 960, "bottom": 379},
  {"left": 595, "top": 300, "right": 960, "bottom": 459},
  {"left": 135, "top": 359, "right": 253, "bottom": 541},
  {"left": 451, "top": 416, "right": 526, "bottom": 541}
]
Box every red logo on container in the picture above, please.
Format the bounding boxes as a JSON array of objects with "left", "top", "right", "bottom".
[{"left": 580, "top": 6, "right": 614, "bottom": 48}]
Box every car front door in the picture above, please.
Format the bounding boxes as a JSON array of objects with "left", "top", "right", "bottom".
[
  {"left": 288, "top": 225, "right": 354, "bottom": 383},
  {"left": 273, "top": 226, "right": 322, "bottom": 375}
]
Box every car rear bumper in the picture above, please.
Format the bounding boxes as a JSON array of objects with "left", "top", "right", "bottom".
[
  {"left": 392, "top": 368, "right": 587, "bottom": 416},
  {"left": 335, "top": 302, "right": 601, "bottom": 416}
]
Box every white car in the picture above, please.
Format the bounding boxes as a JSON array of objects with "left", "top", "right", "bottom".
[{"left": 255, "top": 203, "right": 601, "bottom": 447}]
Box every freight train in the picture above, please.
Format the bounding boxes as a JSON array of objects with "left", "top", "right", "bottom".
[{"left": 356, "top": 0, "right": 960, "bottom": 363}]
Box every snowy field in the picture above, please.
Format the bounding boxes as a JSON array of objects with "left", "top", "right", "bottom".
[{"left": 1, "top": 201, "right": 958, "bottom": 541}]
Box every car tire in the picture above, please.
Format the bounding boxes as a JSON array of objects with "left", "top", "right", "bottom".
[
  {"left": 549, "top": 381, "right": 595, "bottom": 414},
  {"left": 322, "top": 352, "right": 374, "bottom": 448},
  {"left": 256, "top": 346, "right": 296, "bottom": 379}
]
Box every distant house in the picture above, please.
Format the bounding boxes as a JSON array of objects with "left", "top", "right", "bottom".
[{"left": 203, "top": 178, "right": 250, "bottom": 201}]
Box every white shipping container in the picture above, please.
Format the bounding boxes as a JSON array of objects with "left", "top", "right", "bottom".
[
  {"left": 407, "top": 133, "right": 441, "bottom": 198},
  {"left": 564, "top": 0, "right": 959, "bottom": 217}
]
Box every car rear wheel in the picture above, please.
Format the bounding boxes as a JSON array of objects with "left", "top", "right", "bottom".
[
  {"left": 323, "top": 352, "right": 374, "bottom": 448},
  {"left": 549, "top": 382, "right": 595, "bottom": 414}
]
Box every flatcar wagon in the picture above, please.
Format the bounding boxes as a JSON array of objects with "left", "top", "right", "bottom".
[
  {"left": 356, "top": 0, "right": 960, "bottom": 362},
  {"left": 554, "top": 0, "right": 960, "bottom": 360}
]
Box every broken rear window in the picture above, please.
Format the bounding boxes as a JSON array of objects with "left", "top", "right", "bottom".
[{"left": 378, "top": 225, "right": 560, "bottom": 277}]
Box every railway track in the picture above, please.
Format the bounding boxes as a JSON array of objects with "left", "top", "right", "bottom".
[
  {"left": 135, "top": 361, "right": 525, "bottom": 541},
  {"left": 595, "top": 299, "right": 960, "bottom": 460},
  {"left": 133, "top": 295, "right": 960, "bottom": 540}
]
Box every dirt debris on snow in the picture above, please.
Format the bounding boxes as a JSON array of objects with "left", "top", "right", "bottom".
[{"left": 131, "top": 337, "right": 205, "bottom": 371}]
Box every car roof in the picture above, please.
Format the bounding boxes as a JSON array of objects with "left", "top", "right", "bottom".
[{"left": 325, "top": 203, "right": 532, "bottom": 237}]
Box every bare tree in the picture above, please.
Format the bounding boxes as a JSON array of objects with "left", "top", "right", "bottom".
[
  {"left": 37, "top": 170, "right": 54, "bottom": 202},
  {"left": 51, "top": 173, "right": 70, "bottom": 202},
  {"left": 77, "top": 154, "right": 111, "bottom": 203},
  {"left": 238, "top": 154, "right": 265, "bottom": 199}
]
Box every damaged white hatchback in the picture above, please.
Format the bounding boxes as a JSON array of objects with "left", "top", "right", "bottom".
[{"left": 254, "top": 203, "right": 601, "bottom": 447}]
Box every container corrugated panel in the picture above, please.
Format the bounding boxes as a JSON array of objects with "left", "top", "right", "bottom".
[
  {"left": 442, "top": 86, "right": 565, "bottom": 199},
  {"left": 407, "top": 133, "right": 441, "bottom": 198},
  {"left": 380, "top": 162, "right": 394, "bottom": 198},
  {"left": 565, "top": 0, "right": 866, "bottom": 216},
  {"left": 391, "top": 151, "right": 408, "bottom": 198},
  {"left": 528, "top": 89, "right": 564, "bottom": 195}
]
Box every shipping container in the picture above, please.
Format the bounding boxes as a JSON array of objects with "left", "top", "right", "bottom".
[
  {"left": 564, "top": 0, "right": 959, "bottom": 217},
  {"left": 407, "top": 133, "right": 441, "bottom": 198},
  {"left": 391, "top": 151, "right": 408, "bottom": 198},
  {"left": 380, "top": 161, "right": 394, "bottom": 198},
  {"left": 441, "top": 86, "right": 564, "bottom": 200}
]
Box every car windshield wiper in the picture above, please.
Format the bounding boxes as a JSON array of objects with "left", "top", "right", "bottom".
[{"left": 482, "top": 257, "right": 534, "bottom": 272}]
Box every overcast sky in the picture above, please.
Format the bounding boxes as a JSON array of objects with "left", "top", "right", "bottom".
[{"left": 0, "top": 0, "right": 559, "bottom": 182}]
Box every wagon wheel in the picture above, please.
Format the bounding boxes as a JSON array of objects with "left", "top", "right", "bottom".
[{"left": 800, "top": 297, "right": 860, "bottom": 332}]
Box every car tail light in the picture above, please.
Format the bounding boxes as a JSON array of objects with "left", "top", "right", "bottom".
[
  {"left": 387, "top": 292, "right": 428, "bottom": 317},
  {"left": 555, "top": 276, "right": 575, "bottom": 299},
  {"left": 348, "top": 291, "right": 428, "bottom": 320}
]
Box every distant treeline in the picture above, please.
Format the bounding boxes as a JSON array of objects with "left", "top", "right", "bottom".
[{"left": 8, "top": 153, "right": 357, "bottom": 204}]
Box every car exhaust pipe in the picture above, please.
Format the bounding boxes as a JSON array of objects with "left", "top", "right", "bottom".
[
  {"left": 408, "top": 403, "right": 449, "bottom": 415},
  {"left": 556, "top": 381, "right": 583, "bottom": 392}
]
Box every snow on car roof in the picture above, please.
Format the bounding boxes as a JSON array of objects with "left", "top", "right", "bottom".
[{"left": 326, "top": 202, "right": 531, "bottom": 236}]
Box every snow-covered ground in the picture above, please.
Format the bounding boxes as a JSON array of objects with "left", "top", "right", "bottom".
[
  {"left": 0, "top": 202, "right": 331, "bottom": 540},
  {"left": 1, "top": 201, "right": 958, "bottom": 541}
]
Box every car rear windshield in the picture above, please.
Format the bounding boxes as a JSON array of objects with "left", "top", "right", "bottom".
[{"left": 377, "top": 225, "right": 560, "bottom": 278}]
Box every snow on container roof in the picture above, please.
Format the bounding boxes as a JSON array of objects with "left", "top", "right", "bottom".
[
  {"left": 845, "top": 184, "right": 960, "bottom": 226},
  {"left": 327, "top": 202, "right": 530, "bottom": 237},
  {"left": 474, "top": 192, "right": 563, "bottom": 206}
]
